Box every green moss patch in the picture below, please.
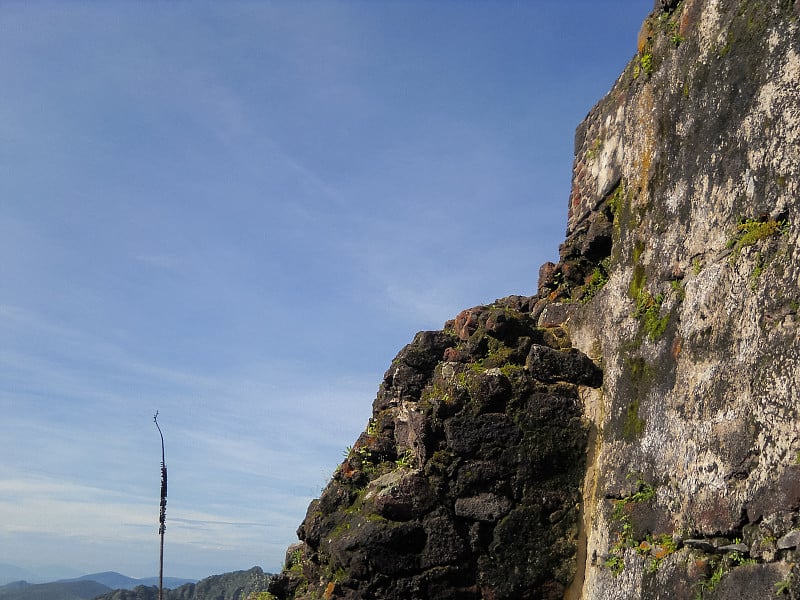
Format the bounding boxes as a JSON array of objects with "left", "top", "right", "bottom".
[{"left": 727, "top": 217, "right": 787, "bottom": 257}]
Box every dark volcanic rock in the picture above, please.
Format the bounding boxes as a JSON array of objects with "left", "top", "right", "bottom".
[
  {"left": 526, "top": 344, "right": 603, "bottom": 386},
  {"left": 268, "top": 302, "right": 600, "bottom": 599}
]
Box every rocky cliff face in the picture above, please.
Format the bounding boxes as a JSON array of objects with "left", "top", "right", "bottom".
[
  {"left": 268, "top": 1, "right": 800, "bottom": 598},
  {"left": 268, "top": 301, "right": 602, "bottom": 599}
]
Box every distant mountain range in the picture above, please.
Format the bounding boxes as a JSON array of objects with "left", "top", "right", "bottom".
[
  {"left": 0, "top": 565, "right": 55, "bottom": 587},
  {"left": 0, "top": 567, "right": 270, "bottom": 600},
  {"left": 57, "top": 572, "right": 195, "bottom": 590},
  {"left": 0, "top": 580, "right": 112, "bottom": 600},
  {"left": 93, "top": 567, "right": 271, "bottom": 600},
  {"left": 0, "top": 571, "right": 194, "bottom": 600}
]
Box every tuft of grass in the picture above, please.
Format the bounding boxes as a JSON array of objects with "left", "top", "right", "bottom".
[
  {"left": 395, "top": 449, "right": 414, "bottom": 469},
  {"left": 641, "top": 53, "right": 653, "bottom": 75},
  {"left": 706, "top": 562, "right": 725, "bottom": 591},
  {"left": 634, "top": 53, "right": 654, "bottom": 79},
  {"left": 629, "top": 481, "right": 656, "bottom": 503},
  {"left": 671, "top": 278, "right": 686, "bottom": 300},
  {"left": 604, "top": 553, "right": 625, "bottom": 576},
  {"left": 775, "top": 571, "right": 794, "bottom": 595},
  {"left": 604, "top": 476, "right": 660, "bottom": 575},
  {"left": 586, "top": 137, "right": 603, "bottom": 161},
  {"left": 582, "top": 260, "right": 611, "bottom": 304}
]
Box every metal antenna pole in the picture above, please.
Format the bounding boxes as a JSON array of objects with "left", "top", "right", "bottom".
[{"left": 154, "top": 412, "right": 167, "bottom": 600}]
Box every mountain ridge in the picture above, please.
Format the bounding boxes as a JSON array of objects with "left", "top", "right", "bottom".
[
  {"left": 0, "top": 569, "right": 269, "bottom": 600},
  {"left": 56, "top": 572, "right": 195, "bottom": 590},
  {"left": 0, "top": 580, "right": 111, "bottom": 600}
]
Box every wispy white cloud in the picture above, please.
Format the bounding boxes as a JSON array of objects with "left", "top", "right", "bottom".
[
  {"left": 0, "top": 299, "right": 372, "bottom": 575},
  {"left": 0, "top": 462, "right": 306, "bottom": 575},
  {"left": 0, "top": 472, "right": 151, "bottom": 538}
]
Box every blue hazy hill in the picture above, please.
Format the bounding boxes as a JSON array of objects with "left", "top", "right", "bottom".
[
  {"left": 57, "top": 572, "right": 195, "bottom": 590},
  {"left": 0, "top": 580, "right": 111, "bottom": 600},
  {"left": 0, "top": 571, "right": 197, "bottom": 600}
]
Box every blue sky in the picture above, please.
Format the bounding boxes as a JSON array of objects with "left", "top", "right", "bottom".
[{"left": 0, "top": 1, "right": 651, "bottom": 582}]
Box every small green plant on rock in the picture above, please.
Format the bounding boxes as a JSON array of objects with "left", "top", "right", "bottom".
[
  {"left": 581, "top": 259, "right": 611, "bottom": 304},
  {"left": 395, "top": 449, "right": 414, "bottom": 469},
  {"left": 289, "top": 549, "right": 304, "bottom": 573},
  {"left": 670, "top": 278, "right": 686, "bottom": 300},
  {"left": 285, "top": 547, "right": 311, "bottom": 594},
  {"left": 627, "top": 242, "right": 663, "bottom": 339},
  {"left": 634, "top": 53, "right": 654, "bottom": 78},
  {"left": 655, "top": 9, "right": 683, "bottom": 46},
  {"left": 247, "top": 593, "right": 278, "bottom": 600},
  {"left": 694, "top": 546, "right": 759, "bottom": 599},
  {"left": 586, "top": 137, "right": 604, "bottom": 161},
  {"left": 775, "top": 570, "right": 794, "bottom": 595},
  {"left": 608, "top": 184, "right": 625, "bottom": 216},
  {"left": 604, "top": 553, "right": 625, "bottom": 576},
  {"left": 694, "top": 557, "right": 727, "bottom": 599},
  {"left": 604, "top": 476, "right": 659, "bottom": 575},
  {"left": 750, "top": 252, "right": 766, "bottom": 289},
  {"left": 727, "top": 217, "right": 788, "bottom": 258},
  {"left": 635, "top": 291, "right": 669, "bottom": 340},
  {"left": 645, "top": 533, "right": 678, "bottom": 571},
  {"left": 705, "top": 562, "right": 725, "bottom": 592},
  {"left": 729, "top": 550, "right": 756, "bottom": 566},
  {"left": 641, "top": 53, "right": 653, "bottom": 75},
  {"left": 628, "top": 477, "right": 656, "bottom": 503}
]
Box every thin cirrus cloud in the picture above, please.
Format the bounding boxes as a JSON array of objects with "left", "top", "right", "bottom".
[{"left": 0, "top": 468, "right": 285, "bottom": 574}]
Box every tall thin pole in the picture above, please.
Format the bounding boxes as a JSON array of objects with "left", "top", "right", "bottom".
[{"left": 154, "top": 412, "right": 167, "bottom": 600}]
